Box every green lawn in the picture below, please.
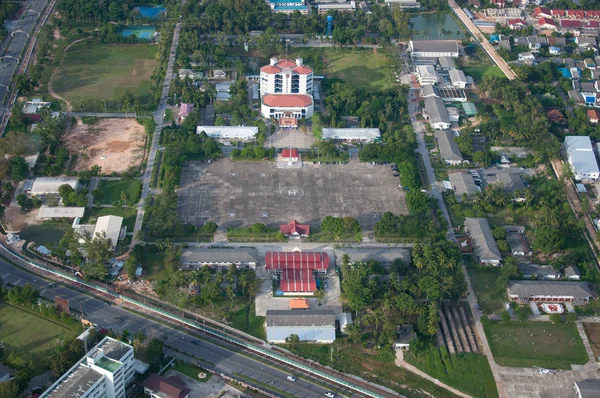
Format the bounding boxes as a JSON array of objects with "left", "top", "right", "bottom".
[
  {"left": 320, "top": 49, "right": 391, "bottom": 89},
  {"left": 465, "top": 258, "right": 505, "bottom": 314},
  {"left": 96, "top": 179, "right": 142, "bottom": 205},
  {"left": 226, "top": 228, "right": 285, "bottom": 242},
  {"left": 173, "top": 362, "right": 211, "bottom": 382},
  {"left": 461, "top": 65, "right": 504, "bottom": 83},
  {"left": 483, "top": 320, "right": 588, "bottom": 369},
  {"left": 53, "top": 40, "right": 158, "bottom": 104},
  {"left": 229, "top": 303, "right": 266, "bottom": 340},
  {"left": 405, "top": 345, "right": 498, "bottom": 398},
  {"left": 142, "top": 252, "right": 167, "bottom": 281},
  {"left": 20, "top": 222, "right": 71, "bottom": 245},
  {"left": 0, "top": 303, "right": 79, "bottom": 374},
  {"left": 83, "top": 207, "right": 138, "bottom": 230}
]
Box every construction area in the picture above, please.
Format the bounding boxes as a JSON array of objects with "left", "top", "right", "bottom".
[{"left": 63, "top": 118, "right": 146, "bottom": 173}]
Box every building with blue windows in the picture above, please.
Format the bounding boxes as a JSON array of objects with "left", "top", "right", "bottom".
[{"left": 267, "top": 0, "right": 309, "bottom": 14}]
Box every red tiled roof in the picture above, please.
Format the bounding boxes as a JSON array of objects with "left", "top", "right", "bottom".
[
  {"left": 280, "top": 269, "right": 314, "bottom": 281},
  {"left": 261, "top": 65, "right": 281, "bottom": 74},
  {"left": 280, "top": 278, "right": 317, "bottom": 293},
  {"left": 277, "top": 59, "right": 297, "bottom": 68},
  {"left": 588, "top": 109, "right": 600, "bottom": 120},
  {"left": 263, "top": 94, "right": 312, "bottom": 108},
  {"left": 551, "top": 9, "right": 565, "bottom": 16},
  {"left": 560, "top": 19, "right": 582, "bottom": 28},
  {"left": 281, "top": 149, "right": 299, "bottom": 158},
  {"left": 586, "top": 10, "right": 600, "bottom": 18},
  {"left": 179, "top": 103, "right": 194, "bottom": 118},
  {"left": 533, "top": 7, "right": 551, "bottom": 17},
  {"left": 143, "top": 374, "right": 190, "bottom": 398},
  {"left": 585, "top": 20, "right": 600, "bottom": 28},
  {"left": 289, "top": 298, "right": 310, "bottom": 309},
  {"left": 539, "top": 17, "right": 556, "bottom": 26},
  {"left": 292, "top": 65, "right": 313, "bottom": 75},
  {"left": 280, "top": 219, "right": 309, "bottom": 236},
  {"left": 507, "top": 18, "right": 525, "bottom": 25},
  {"left": 265, "top": 252, "right": 329, "bottom": 270},
  {"left": 567, "top": 9, "right": 585, "bottom": 18},
  {"left": 546, "top": 109, "right": 564, "bottom": 122}
]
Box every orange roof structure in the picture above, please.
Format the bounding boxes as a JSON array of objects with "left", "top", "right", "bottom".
[
  {"left": 279, "top": 117, "right": 298, "bottom": 127},
  {"left": 263, "top": 94, "right": 312, "bottom": 107},
  {"left": 280, "top": 219, "right": 310, "bottom": 236},
  {"left": 277, "top": 59, "right": 297, "bottom": 68},
  {"left": 293, "top": 65, "right": 313, "bottom": 75},
  {"left": 289, "top": 298, "right": 310, "bottom": 309},
  {"left": 588, "top": 109, "right": 600, "bottom": 121},
  {"left": 281, "top": 149, "right": 299, "bottom": 158},
  {"left": 260, "top": 65, "right": 281, "bottom": 74}
]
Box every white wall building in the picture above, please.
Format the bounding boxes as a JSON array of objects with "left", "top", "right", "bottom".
[
  {"left": 260, "top": 58, "right": 314, "bottom": 120},
  {"left": 28, "top": 177, "right": 79, "bottom": 196},
  {"left": 449, "top": 69, "right": 468, "bottom": 88},
  {"left": 565, "top": 135, "right": 600, "bottom": 181},
  {"left": 416, "top": 65, "right": 438, "bottom": 85},
  {"left": 409, "top": 40, "right": 460, "bottom": 58},
  {"left": 196, "top": 126, "right": 258, "bottom": 141},
  {"left": 41, "top": 337, "right": 135, "bottom": 398},
  {"left": 321, "top": 128, "right": 381, "bottom": 142}
]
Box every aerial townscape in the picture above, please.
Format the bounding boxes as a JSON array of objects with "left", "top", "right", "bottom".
[{"left": 3, "top": 0, "right": 600, "bottom": 397}]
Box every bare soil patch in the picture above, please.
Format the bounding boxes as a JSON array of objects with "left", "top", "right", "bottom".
[
  {"left": 63, "top": 118, "right": 145, "bottom": 173},
  {"left": 583, "top": 323, "right": 600, "bottom": 360}
]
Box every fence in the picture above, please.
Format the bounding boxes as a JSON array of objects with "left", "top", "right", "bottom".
[{"left": 0, "top": 244, "right": 388, "bottom": 398}]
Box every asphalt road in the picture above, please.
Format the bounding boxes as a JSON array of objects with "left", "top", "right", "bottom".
[
  {"left": 0, "top": 259, "right": 334, "bottom": 397},
  {"left": 0, "top": 0, "right": 48, "bottom": 113}
]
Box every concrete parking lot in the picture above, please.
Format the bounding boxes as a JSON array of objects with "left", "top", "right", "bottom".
[{"left": 177, "top": 159, "right": 408, "bottom": 230}]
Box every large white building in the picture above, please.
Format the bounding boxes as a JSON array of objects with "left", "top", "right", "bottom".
[
  {"left": 416, "top": 65, "right": 438, "bottom": 85},
  {"left": 260, "top": 58, "right": 314, "bottom": 120},
  {"left": 409, "top": 40, "right": 460, "bottom": 58},
  {"left": 321, "top": 128, "right": 381, "bottom": 142},
  {"left": 565, "top": 136, "right": 600, "bottom": 181},
  {"left": 196, "top": 126, "right": 258, "bottom": 141},
  {"left": 28, "top": 177, "right": 79, "bottom": 197},
  {"left": 41, "top": 337, "right": 135, "bottom": 398}
]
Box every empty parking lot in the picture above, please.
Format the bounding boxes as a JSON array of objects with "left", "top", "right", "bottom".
[{"left": 177, "top": 159, "right": 408, "bottom": 230}]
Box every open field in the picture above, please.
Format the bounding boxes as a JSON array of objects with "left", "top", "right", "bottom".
[
  {"left": 229, "top": 303, "right": 266, "bottom": 340},
  {"left": 20, "top": 222, "right": 71, "bottom": 245},
  {"left": 63, "top": 118, "right": 146, "bottom": 173},
  {"left": 583, "top": 323, "right": 600, "bottom": 360},
  {"left": 173, "top": 362, "right": 212, "bottom": 382},
  {"left": 53, "top": 41, "right": 158, "bottom": 103},
  {"left": 177, "top": 159, "right": 408, "bottom": 231},
  {"left": 0, "top": 303, "right": 79, "bottom": 374},
  {"left": 465, "top": 258, "right": 505, "bottom": 314},
  {"left": 461, "top": 64, "right": 504, "bottom": 83},
  {"left": 319, "top": 49, "right": 390, "bottom": 89},
  {"left": 97, "top": 179, "right": 142, "bottom": 204},
  {"left": 484, "top": 320, "right": 588, "bottom": 369}
]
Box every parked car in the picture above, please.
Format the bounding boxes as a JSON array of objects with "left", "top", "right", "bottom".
[
  {"left": 325, "top": 393, "right": 335, "bottom": 398},
  {"left": 287, "top": 376, "right": 296, "bottom": 382}
]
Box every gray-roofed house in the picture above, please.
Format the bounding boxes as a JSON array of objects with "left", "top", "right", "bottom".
[
  {"left": 568, "top": 89, "right": 584, "bottom": 104},
  {"left": 507, "top": 280, "right": 594, "bottom": 304},
  {"left": 0, "top": 364, "right": 14, "bottom": 383},
  {"left": 434, "top": 130, "right": 464, "bottom": 165},
  {"left": 506, "top": 230, "right": 531, "bottom": 256},
  {"left": 438, "top": 56, "right": 457, "bottom": 70},
  {"left": 449, "top": 172, "right": 478, "bottom": 201},
  {"left": 575, "top": 379, "right": 600, "bottom": 398},
  {"left": 266, "top": 310, "right": 336, "bottom": 343},
  {"left": 409, "top": 40, "right": 460, "bottom": 58},
  {"left": 449, "top": 69, "right": 468, "bottom": 88},
  {"left": 421, "top": 84, "right": 438, "bottom": 98},
  {"left": 518, "top": 264, "right": 560, "bottom": 280},
  {"left": 335, "top": 248, "right": 411, "bottom": 266},
  {"left": 564, "top": 265, "right": 582, "bottom": 280},
  {"left": 180, "top": 248, "right": 259, "bottom": 269},
  {"left": 424, "top": 97, "right": 451, "bottom": 130},
  {"left": 464, "top": 218, "right": 502, "bottom": 265},
  {"left": 493, "top": 172, "right": 526, "bottom": 199}
]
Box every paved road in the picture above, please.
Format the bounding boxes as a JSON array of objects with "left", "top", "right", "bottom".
[
  {"left": 131, "top": 23, "right": 182, "bottom": 247},
  {"left": 448, "top": 0, "right": 517, "bottom": 80},
  {"left": 0, "top": 259, "right": 333, "bottom": 397}
]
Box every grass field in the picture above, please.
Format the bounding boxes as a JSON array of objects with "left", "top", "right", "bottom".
[
  {"left": 53, "top": 40, "right": 158, "bottom": 104},
  {"left": 0, "top": 303, "right": 79, "bottom": 374},
  {"left": 461, "top": 65, "right": 504, "bottom": 83},
  {"left": 465, "top": 258, "right": 505, "bottom": 314},
  {"left": 97, "top": 179, "right": 142, "bottom": 205},
  {"left": 406, "top": 345, "right": 498, "bottom": 398},
  {"left": 142, "top": 252, "right": 167, "bottom": 281},
  {"left": 173, "top": 362, "right": 211, "bottom": 382},
  {"left": 230, "top": 303, "right": 266, "bottom": 340},
  {"left": 83, "top": 207, "right": 138, "bottom": 230},
  {"left": 20, "top": 222, "right": 71, "bottom": 245},
  {"left": 319, "top": 49, "right": 391, "bottom": 89},
  {"left": 484, "top": 320, "right": 588, "bottom": 369}
]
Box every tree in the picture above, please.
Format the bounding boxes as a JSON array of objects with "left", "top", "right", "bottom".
[
  {"left": 315, "top": 288, "right": 326, "bottom": 305},
  {"left": 501, "top": 257, "right": 521, "bottom": 279},
  {"left": 147, "top": 339, "right": 164, "bottom": 364},
  {"left": 0, "top": 381, "right": 19, "bottom": 398},
  {"left": 501, "top": 311, "right": 510, "bottom": 322},
  {"left": 10, "top": 156, "right": 28, "bottom": 181},
  {"left": 124, "top": 256, "right": 137, "bottom": 280},
  {"left": 286, "top": 333, "right": 300, "bottom": 350},
  {"left": 533, "top": 226, "right": 564, "bottom": 254},
  {"left": 250, "top": 223, "right": 267, "bottom": 234},
  {"left": 566, "top": 312, "right": 577, "bottom": 324},
  {"left": 16, "top": 193, "right": 32, "bottom": 211},
  {"left": 517, "top": 308, "right": 528, "bottom": 322},
  {"left": 550, "top": 313, "right": 562, "bottom": 324},
  {"left": 215, "top": 115, "right": 226, "bottom": 126}
]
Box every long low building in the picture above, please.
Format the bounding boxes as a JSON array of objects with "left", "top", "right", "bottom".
[
  {"left": 260, "top": 94, "right": 314, "bottom": 120},
  {"left": 28, "top": 177, "right": 79, "bottom": 196},
  {"left": 265, "top": 251, "right": 330, "bottom": 274},
  {"left": 424, "top": 96, "right": 451, "bottom": 130},
  {"left": 37, "top": 206, "right": 85, "bottom": 219},
  {"left": 448, "top": 172, "right": 478, "bottom": 200},
  {"left": 507, "top": 280, "right": 594, "bottom": 304},
  {"left": 321, "top": 128, "right": 381, "bottom": 143},
  {"left": 196, "top": 126, "right": 258, "bottom": 141},
  {"left": 335, "top": 248, "right": 411, "bottom": 265},
  {"left": 180, "top": 248, "right": 259, "bottom": 268},
  {"left": 464, "top": 217, "right": 502, "bottom": 265},
  {"left": 434, "top": 130, "right": 464, "bottom": 165},
  {"left": 409, "top": 40, "right": 460, "bottom": 58},
  {"left": 266, "top": 310, "right": 336, "bottom": 343}
]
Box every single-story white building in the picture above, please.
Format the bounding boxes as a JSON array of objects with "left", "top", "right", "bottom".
[
  {"left": 196, "top": 126, "right": 258, "bottom": 141},
  {"left": 321, "top": 128, "right": 381, "bottom": 143},
  {"left": 28, "top": 177, "right": 79, "bottom": 196}
]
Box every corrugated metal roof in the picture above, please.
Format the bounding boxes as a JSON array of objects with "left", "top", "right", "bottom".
[
  {"left": 181, "top": 248, "right": 259, "bottom": 264},
  {"left": 266, "top": 310, "right": 335, "bottom": 327},
  {"left": 464, "top": 218, "right": 502, "bottom": 262},
  {"left": 434, "top": 130, "right": 463, "bottom": 162},
  {"left": 425, "top": 96, "right": 450, "bottom": 125},
  {"left": 507, "top": 280, "right": 593, "bottom": 299},
  {"left": 449, "top": 172, "right": 478, "bottom": 198}
]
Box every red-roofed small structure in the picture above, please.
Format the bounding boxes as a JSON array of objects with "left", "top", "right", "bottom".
[
  {"left": 280, "top": 219, "right": 310, "bottom": 238},
  {"left": 260, "top": 65, "right": 281, "bottom": 74},
  {"left": 143, "top": 374, "right": 191, "bottom": 398},
  {"left": 588, "top": 109, "right": 600, "bottom": 124},
  {"left": 178, "top": 103, "right": 194, "bottom": 122},
  {"left": 538, "top": 17, "right": 557, "bottom": 29},
  {"left": 289, "top": 298, "right": 310, "bottom": 309},
  {"left": 534, "top": 7, "right": 551, "bottom": 18},
  {"left": 551, "top": 9, "right": 565, "bottom": 17},
  {"left": 507, "top": 18, "right": 526, "bottom": 30}
]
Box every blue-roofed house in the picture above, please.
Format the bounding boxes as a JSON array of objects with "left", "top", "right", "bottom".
[{"left": 549, "top": 46, "right": 561, "bottom": 55}]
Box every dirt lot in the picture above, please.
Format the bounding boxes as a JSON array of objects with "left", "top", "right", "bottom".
[
  {"left": 63, "top": 118, "right": 145, "bottom": 173},
  {"left": 583, "top": 322, "right": 600, "bottom": 360}
]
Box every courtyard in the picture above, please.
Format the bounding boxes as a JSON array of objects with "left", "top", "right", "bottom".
[{"left": 176, "top": 159, "right": 408, "bottom": 230}]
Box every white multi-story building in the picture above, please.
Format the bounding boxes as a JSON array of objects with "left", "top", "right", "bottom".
[
  {"left": 41, "top": 337, "right": 135, "bottom": 398},
  {"left": 260, "top": 57, "right": 314, "bottom": 121},
  {"left": 416, "top": 65, "right": 438, "bottom": 85}
]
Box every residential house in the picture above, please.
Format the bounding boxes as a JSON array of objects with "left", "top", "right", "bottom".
[
  {"left": 518, "top": 52, "right": 536, "bottom": 64},
  {"left": 588, "top": 109, "right": 600, "bottom": 124},
  {"left": 538, "top": 17, "right": 557, "bottom": 30},
  {"left": 507, "top": 280, "right": 594, "bottom": 304},
  {"left": 266, "top": 310, "right": 336, "bottom": 343},
  {"left": 533, "top": 7, "right": 552, "bottom": 19},
  {"left": 448, "top": 172, "right": 478, "bottom": 200},
  {"left": 547, "top": 109, "right": 565, "bottom": 123},
  {"left": 178, "top": 103, "right": 194, "bottom": 122},
  {"left": 585, "top": 58, "right": 597, "bottom": 69},
  {"left": 519, "top": 264, "right": 560, "bottom": 280},
  {"left": 506, "top": 230, "right": 531, "bottom": 256},
  {"left": 507, "top": 18, "right": 526, "bottom": 30},
  {"left": 449, "top": 69, "right": 468, "bottom": 88},
  {"left": 549, "top": 46, "right": 561, "bottom": 55},
  {"left": 143, "top": 374, "right": 191, "bottom": 398},
  {"left": 424, "top": 97, "right": 451, "bottom": 130},
  {"left": 464, "top": 218, "right": 502, "bottom": 265},
  {"left": 394, "top": 325, "right": 417, "bottom": 351},
  {"left": 280, "top": 219, "right": 310, "bottom": 239}
]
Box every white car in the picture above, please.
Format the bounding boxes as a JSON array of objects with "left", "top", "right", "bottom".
[
  {"left": 287, "top": 376, "right": 296, "bottom": 382},
  {"left": 324, "top": 393, "right": 335, "bottom": 398}
]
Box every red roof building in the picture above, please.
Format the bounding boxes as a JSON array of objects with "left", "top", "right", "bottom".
[
  {"left": 551, "top": 9, "right": 565, "bottom": 17},
  {"left": 277, "top": 59, "right": 297, "bottom": 68},
  {"left": 538, "top": 17, "right": 557, "bottom": 29},
  {"left": 262, "top": 94, "right": 313, "bottom": 107},
  {"left": 293, "top": 65, "right": 313, "bottom": 75},
  {"left": 566, "top": 9, "right": 585, "bottom": 19},
  {"left": 507, "top": 18, "right": 526, "bottom": 30},
  {"left": 281, "top": 149, "right": 299, "bottom": 159},
  {"left": 265, "top": 252, "right": 329, "bottom": 273},
  {"left": 143, "top": 374, "right": 191, "bottom": 398},
  {"left": 588, "top": 109, "right": 600, "bottom": 124},
  {"left": 280, "top": 219, "right": 309, "bottom": 238},
  {"left": 533, "top": 7, "right": 551, "bottom": 18},
  {"left": 584, "top": 20, "right": 600, "bottom": 28},
  {"left": 280, "top": 278, "right": 317, "bottom": 294},
  {"left": 586, "top": 10, "right": 600, "bottom": 19},
  {"left": 260, "top": 65, "right": 281, "bottom": 74},
  {"left": 491, "top": 0, "right": 505, "bottom": 7},
  {"left": 560, "top": 19, "right": 582, "bottom": 28},
  {"left": 546, "top": 109, "right": 565, "bottom": 123}
]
